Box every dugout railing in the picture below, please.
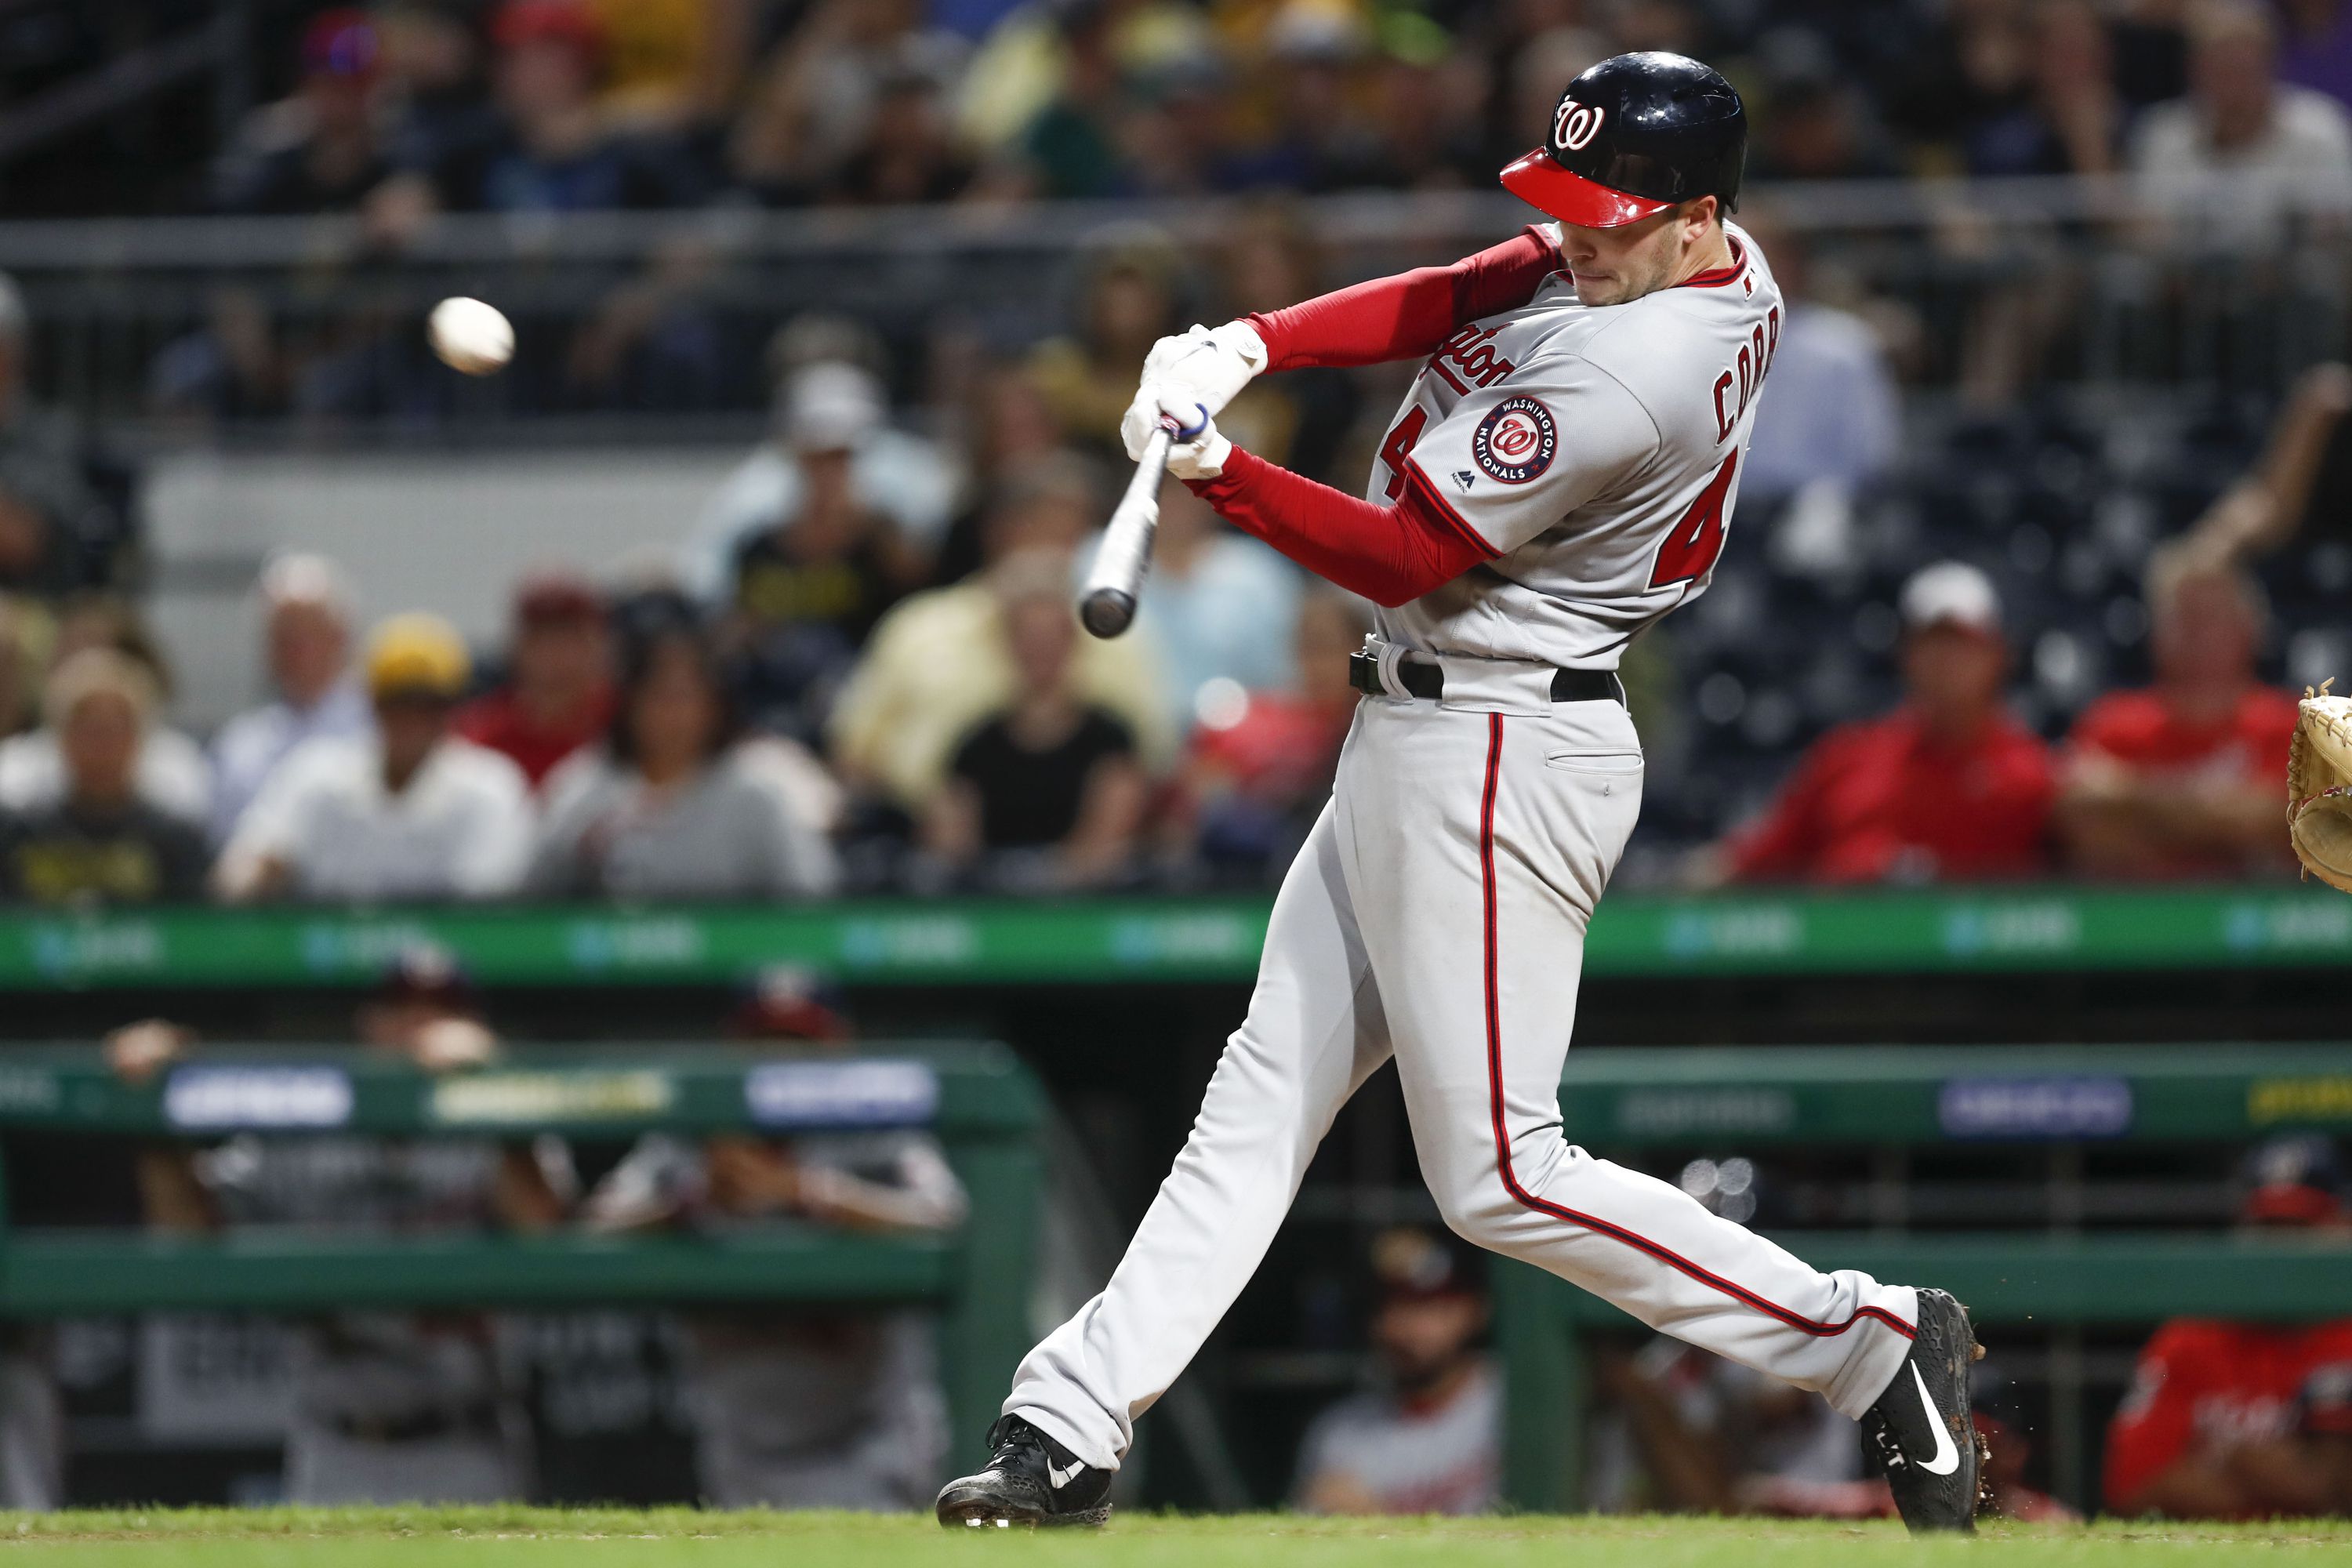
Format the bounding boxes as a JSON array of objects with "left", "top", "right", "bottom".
[
  {"left": 0, "top": 1041, "right": 1041, "bottom": 1474},
  {"left": 1495, "top": 1043, "right": 2352, "bottom": 1517}
]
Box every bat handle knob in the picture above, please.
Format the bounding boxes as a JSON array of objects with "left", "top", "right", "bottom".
[{"left": 1080, "top": 587, "right": 1137, "bottom": 639}]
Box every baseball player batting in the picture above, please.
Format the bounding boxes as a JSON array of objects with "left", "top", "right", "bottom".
[{"left": 938, "top": 53, "right": 1984, "bottom": 1534}]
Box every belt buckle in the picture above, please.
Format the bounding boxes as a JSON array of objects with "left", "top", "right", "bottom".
[{"left": 1373, "top": 642, "right": 1414, "bottom": 700}]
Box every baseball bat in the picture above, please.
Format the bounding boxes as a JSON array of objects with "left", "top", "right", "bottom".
[{"left": 1079, "top": 416, "right": 1185, "bottom": 639}]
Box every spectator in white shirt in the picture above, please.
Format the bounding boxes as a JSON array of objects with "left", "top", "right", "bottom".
[
  {"left": 0, "top": 593, "right": 212, "bottom": 828},
  {"left": 214, "top": 612, "right": 530, "bottom": 902},
  {"left": 530, "top": 619, "right": 839, "bottom": 900},
  {"left": 680, "top": 358, "right": 959, "bottom": 605},
  {"left": 208, "top": 553, "right": 372, "bottom": 842},
  {"left": 2131, "top": 0, "right": 2352, "bottom": 245}
]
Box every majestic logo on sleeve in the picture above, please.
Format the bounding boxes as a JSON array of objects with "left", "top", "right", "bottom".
[{"left": 1471, "top": 396, "right": 1557, "bottom": 485}]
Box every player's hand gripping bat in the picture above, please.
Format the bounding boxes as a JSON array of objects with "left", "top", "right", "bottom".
[{"left": 1079, "top": 405, "right": 1207, "bottom": 638}]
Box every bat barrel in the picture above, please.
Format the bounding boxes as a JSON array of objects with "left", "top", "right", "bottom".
[
  {"left": 1079, "top": 587, "right": 1138, "bottom": 638},
  {"left": 1077, "top": 425, "right": 1174, "bottom": 640}
]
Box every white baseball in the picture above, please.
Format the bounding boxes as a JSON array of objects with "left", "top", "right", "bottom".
[{"left": 428, "top": 296, "right": 514, "bottom": 376}]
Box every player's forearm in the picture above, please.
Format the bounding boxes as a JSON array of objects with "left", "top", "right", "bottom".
[
  {"left": 2174, "top": 783, "right": 2286, "bottom": 854},
  {"left": 2083, "top": 774, "right": 2278, "bottom": 855},
  {"left": 493, "top": 1145, "right": 568, "bottom": 1233},
  {"left": 1186, "top": 448, "right": 1493, "bottom": 608},
  {"left": 135, "top": 1146, "right": 220, "bottom": 1232},
  {"left": 798, "top": 1167, "right": 960, "bottom": 1234},
  {"left": 210, "top": 846, "right": 288, "bottom": 904},
  {"left": 1244, "top": 228, "right": 1558, "bottom": 372},
  {"left": 2225, "top": 1437, "right": 2345, "bottom": 1513},
  {"left": 1612, "top": 1376, "right": 1737, "bottom": 1512},
  {"left": 2118, "top": 1455, "right": 2261, "bottom": 1519}
]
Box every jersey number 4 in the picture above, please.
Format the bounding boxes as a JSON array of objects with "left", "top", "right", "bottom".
[
  {"left": 1377, "top": 407, "right": 1429, "bottom": 499},
  {"left": 1648, "top": 451, "right": 1738, "bottom": 589}
]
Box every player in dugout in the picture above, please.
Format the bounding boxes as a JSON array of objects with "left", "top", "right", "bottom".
[
  {"left": 2105, "top": 1134, "right": 2352, "bottom": 1519},
  {"left": 107, "top": 949, "right": 566, "bottom": 1504},
  {"left": 1291, "top": 1229, "right": 1500, "bottom": 1516},
  {"left": 938, "top": 53, "right": 1984, "bottom": 1535},
  {"left": 580, "top": 969, "right": 967, "bottom": 1510}
]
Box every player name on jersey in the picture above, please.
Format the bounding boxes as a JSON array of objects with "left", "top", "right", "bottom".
[{"left": 1368, "top": 221, "right": 1786, "bottom": 673}]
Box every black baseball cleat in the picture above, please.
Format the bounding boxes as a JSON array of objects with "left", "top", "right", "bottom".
[
  {"left": 935, "top": 1414, "right": 1113, "bottom": 1528},
  {"left": 1861, "top": 1288, "right": 1991, "bottom": 1534}
]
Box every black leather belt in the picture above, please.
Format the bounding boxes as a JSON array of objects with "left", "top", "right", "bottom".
[{"left": 1348, "top": 651, "right": 1624, "bottom": 705}]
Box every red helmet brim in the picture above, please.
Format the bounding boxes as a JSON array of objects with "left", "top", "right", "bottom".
[{"left": 1498, "top": 147, "right": 1671, "bottom": 229}]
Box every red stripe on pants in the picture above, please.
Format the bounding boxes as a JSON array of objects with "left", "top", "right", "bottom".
[{"left": 1476, "top": 711, "right": 1915, "bottom": 1342}]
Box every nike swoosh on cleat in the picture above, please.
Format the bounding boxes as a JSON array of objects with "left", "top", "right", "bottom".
[
  {"left": 1047, "top": 1459, "right": 1085, "bottom": 1490},
  {"left": 1910, "top": 1363, "right": 1961, "bottom": 1476}
]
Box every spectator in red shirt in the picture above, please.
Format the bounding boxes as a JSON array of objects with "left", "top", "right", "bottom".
[
  {"left": 1701, "top": 562, "right": 2055, "bottom": 885},
  {"left": 2060, "top": 363, "right": 2350, "bottom": 880},
  {"left": 2058, "top": 553, "right": 2298, "bottom": 880},
  {"left": 455, "top": 574, "right": 615, "bottom": 789},
  {"left": 1176, "top": 586, "right": 1370, "bottom": 878},
  {"left": 2105, "top": 1135, "right": 2352, "bottom": 1519}
]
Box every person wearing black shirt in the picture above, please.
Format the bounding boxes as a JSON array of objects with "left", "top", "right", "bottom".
[
  {"left": 212, "top": 10, "right": 396, "bottom": 216},
  {"left": 414, "top": 2, "right": 706, "bottom": 216},
  {"left": 924, "top": 582, "right": 1145, "bottom": 891},
  {"left": 724, "top": 365, "right": 924, "bottom": 742},
  {"left": 0, "top": 649, "right": 206, "bottom": 906}
]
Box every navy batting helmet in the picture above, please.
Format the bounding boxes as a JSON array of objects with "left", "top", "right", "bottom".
[{"left": 1501, "top": 52, "right": 1746, "bottom": 229}]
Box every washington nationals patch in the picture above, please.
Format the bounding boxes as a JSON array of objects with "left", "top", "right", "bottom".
[{"left": 1472, "top": 396, "right": 1557, "bottom": 485}]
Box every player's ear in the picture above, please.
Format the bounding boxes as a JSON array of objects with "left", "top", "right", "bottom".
[{"left": 1682, "top": 195, "right": 1719, "bottom": 241}]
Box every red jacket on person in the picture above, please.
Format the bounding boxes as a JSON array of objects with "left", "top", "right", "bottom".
[
  {"left": 2105, "top": 1318, "right": 2352, "bottom": 1516},
  {"left": 1725, "top": 708, "right": 2055, "bottom": 884},
  {"left": 2063, "top": 684, "right": 2299, "bottom": 880}
]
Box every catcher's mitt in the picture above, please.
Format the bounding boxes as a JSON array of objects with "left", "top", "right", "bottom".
[{"left": 2290, "top": 681, "right": 2352, "bottom": 893}]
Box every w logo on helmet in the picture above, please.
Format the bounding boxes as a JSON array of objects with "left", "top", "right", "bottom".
[{"left": 1554, "top": 100, "right": 1606, "bottom": 152}]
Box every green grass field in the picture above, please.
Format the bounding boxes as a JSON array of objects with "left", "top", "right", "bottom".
[{"left": 0, "top": 1510, "right": 2344, "bottom": 1567}]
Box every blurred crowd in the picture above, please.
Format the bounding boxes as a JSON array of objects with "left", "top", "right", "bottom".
[
  {"left": 104, "top": 0, "right": 2352, "bottom": 423},
  {"left": 3, "top": 298, "right": 2343, "bottom": 904},
  {"left": 89, "top": 0, "right": 2352, "bottom": 224},
  {"left": 1690, "top": 358, "right": 2347, "bottom": 886},
  {"left": 0, "top": 504, "right": 1373, "bottom": 906}
]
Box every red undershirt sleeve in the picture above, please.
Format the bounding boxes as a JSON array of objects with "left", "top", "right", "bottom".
[
  {"left": 1243, "top": 227, "right": 1562, "bottom": 371},
  {"left": 1185, "top": 448, "right": 1496, "bottom": 608}
]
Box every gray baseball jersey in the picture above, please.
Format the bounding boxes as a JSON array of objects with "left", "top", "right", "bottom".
[{"left": 1370, "top": 220, "right": 1780, "bottom": 670}]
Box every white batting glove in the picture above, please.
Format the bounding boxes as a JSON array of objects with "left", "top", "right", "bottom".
[
  {"left": 1122, "top": 320, "right": 1267, "bottom": 462},
  {"left": 1143, "top": 388, "right": 1231, "bottom": 481}
]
